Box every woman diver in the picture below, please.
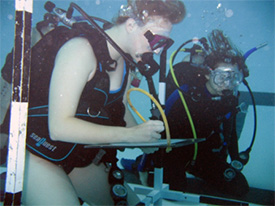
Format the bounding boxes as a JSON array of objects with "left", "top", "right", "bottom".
[{"left": 16, "top": 0, "right": 186, "bottom": 205}]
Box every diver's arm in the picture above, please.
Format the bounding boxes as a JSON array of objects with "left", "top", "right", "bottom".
[{"left": 48, "top": 37, "right": 164, "bottom": 144}]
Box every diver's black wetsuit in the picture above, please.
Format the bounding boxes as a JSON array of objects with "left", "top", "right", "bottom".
[
  {"left": 162, "top": 62, "right": 249, "bottom": 196},
  {"left": 1, "top": 25, "right": 131, "bottom": 173}
]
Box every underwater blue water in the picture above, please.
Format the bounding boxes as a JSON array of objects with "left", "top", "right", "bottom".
[{"left": 0, "top": 0, "right": 274, "bottom": 192}]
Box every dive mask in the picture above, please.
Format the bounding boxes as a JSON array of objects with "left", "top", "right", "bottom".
[
  {"left": 210, "top": 66, "right": 243, "bottom": 90},
  {"left": 144, "top": 30, "right": 172, "bottom": 54}
]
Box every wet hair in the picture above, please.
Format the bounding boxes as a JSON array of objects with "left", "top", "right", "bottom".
[
  {"left": 204, "top": 29, "right": 249, "bottom": 77},
  {"left": 114, "top": 0, "right": 186, "bottom": 25}
]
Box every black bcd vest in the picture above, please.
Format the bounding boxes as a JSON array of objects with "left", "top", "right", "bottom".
[{"left": 2, "top": 22, "right": 130, "bottom": 169}]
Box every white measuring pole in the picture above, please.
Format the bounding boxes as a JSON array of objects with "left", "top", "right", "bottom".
[{"left": 4, "top": 0, "right": 33, "bottom": 205}]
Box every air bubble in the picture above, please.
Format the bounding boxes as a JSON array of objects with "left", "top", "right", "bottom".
[
  {"left": 225, "top": 9, "right": 234, "bottom": 18},
  {"left": 96, "top": 0, "right": 100, "bottom": 5},
  {"left": 8, "top": 14, "right": 13, "bottom": 20}
]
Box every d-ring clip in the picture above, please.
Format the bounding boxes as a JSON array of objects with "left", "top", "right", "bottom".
[{"left": 87, "top": 107, "right": 101, "bottom": 118}]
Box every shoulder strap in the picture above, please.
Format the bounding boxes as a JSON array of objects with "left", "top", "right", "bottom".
[{"left": 71, "top": 23, "right": 117, "bottom": 72}]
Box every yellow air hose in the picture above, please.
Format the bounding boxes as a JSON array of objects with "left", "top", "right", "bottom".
[
  {"left": 169, "top": 49, "right": 198, "bottom": 162},
  {"left": 127, "top": 88, "right": 172, "bottom": 152}
]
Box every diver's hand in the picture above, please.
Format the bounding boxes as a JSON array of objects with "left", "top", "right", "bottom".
[{"left": 128, "top": 120, "right": 164, "bottom": 143}]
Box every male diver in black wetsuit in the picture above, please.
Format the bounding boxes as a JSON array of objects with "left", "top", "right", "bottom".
[{"left": 163, "top": 29, "right": 249, "bottom": 196}]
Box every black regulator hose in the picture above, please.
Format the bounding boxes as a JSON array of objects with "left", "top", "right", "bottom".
[
  {"left": 239, "top": 79, "right": 257, "bottom": 165},
  {"left": 171, "top": 39, "right": 193, "bottom": 64}
]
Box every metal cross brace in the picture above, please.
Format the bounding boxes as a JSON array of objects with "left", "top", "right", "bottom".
[{"left": 133, "top": 168, "right": 200, "bottom": 206}]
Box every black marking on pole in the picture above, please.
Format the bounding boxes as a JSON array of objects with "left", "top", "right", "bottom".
[
  {"left": 12, "top": 10, "right": 24, "bottom": 103},
  {"left": 3, "top": 192, "right": 22, "bottom": 206},
  {"left": 21, "top": 12, "right": 32, "bottom": 102},
  {"left": 11, "top": 10, "right": 32, "bottom": 103}
]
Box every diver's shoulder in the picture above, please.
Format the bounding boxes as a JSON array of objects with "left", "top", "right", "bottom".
[
  {"left": 56, "top": 37, "right": 96, "bottom": 63},
  {"left": 62, "top": 37, "right": 93, "bottom": 51}
]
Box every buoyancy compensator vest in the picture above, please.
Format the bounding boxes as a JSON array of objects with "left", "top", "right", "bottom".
[{"left": 1, "top": 22, "right": 131, "bottom": 171}]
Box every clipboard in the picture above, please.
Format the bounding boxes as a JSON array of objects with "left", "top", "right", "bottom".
[{"left": 84, "top": 138, "right": 205, "bottom": 149}]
